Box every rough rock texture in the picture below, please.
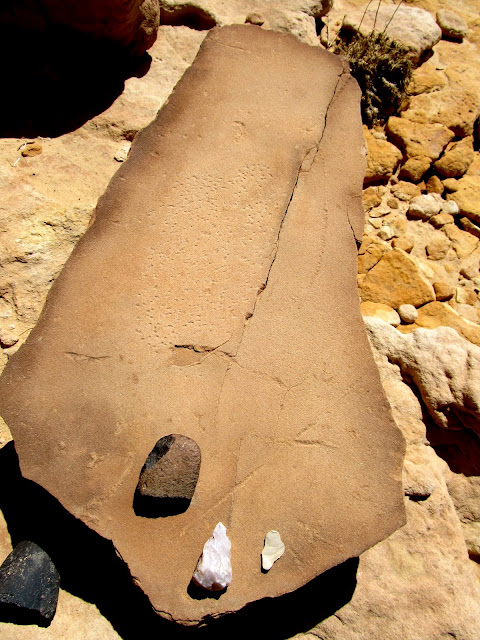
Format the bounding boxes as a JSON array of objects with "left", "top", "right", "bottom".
[
  {"left": 386, "top": 117, "right": 454, "bottom": 164},
  {"left": 360, "top": 302, "right": 400, "bottom": 326},
  {"left": 0, "top": 25, "right": 405, "bottom": 624},
  {"left": 408, "top": 194, "right": 443, "bottom": 219},
  {"left": 0, "top": 541, "right": 60, "bottom": 625},
  {"left": 310, "top": 324, "right": 480, "bottom": 640},
  {"left": 365, "top": 318, "right": 480, "bottom": 434},
  {"left": 434, "top": 136, "right": 475, "bottom": 178},
  {"left": 363, "top": 128, "right": 402, "bottom": 185},
  {"left": 159, "top": 0, "right": 333, "bottom": 41},
  {"left": 0, "top": 0, "right": 160, "bottom": 54},
  {"left": 437, "top": 9, "right": 468, "bottom": 40},
  {"left": 359, "top": 249, "right": 436, "bottom": 309},
  {"left": 448, "top": 175, "right": 480, "bottom": 225},
  {"left": 401, "top": 301, "right": 480, "bottom": 348}
]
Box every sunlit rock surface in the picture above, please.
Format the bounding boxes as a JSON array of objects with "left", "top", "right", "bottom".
[{"left": 0, "top": 25, "right": 405, "bottom": 624}]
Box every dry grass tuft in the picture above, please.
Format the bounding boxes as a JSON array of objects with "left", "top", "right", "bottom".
[{"left": 335, "top": 28, "right": 412, "bottom": 127}]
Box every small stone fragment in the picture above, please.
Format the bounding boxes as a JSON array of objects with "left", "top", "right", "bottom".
[
  {"left": 436, "top": 10, "right": 468, "bottom": 40},
  {"left": 426, "top": 236, "right": 450, "bottom": 260},
  {"left": 363, "top": 128, "right": 402, "bottom": 185},
  {"left": 361, "top": 302, "right": 400, "bottom": 326},
  {"left": 459, "top": 217, "right": 480, "bottom": 239},
  {"left": 426, "top": 175, "right": 444, "bottom": 195},
  {"left": 392, "top": 236, "right": 414, "bottom": 253},
  {"left": 434, "top": 137, "right": 475, "bottom": 178},
  {"left": 245, "top": 12, "right": 264, "bottom": 26},
  {"left": 456, "top": 287, "right": 478, "bottom": 306},
  {"left": 399, "top": 156, "right": 432, "bottom": 182},
  {"left": 442, "top": 178, "right": 459, "bottom": 192},
  {"left": 360, "top": 249, "right": 435, "bottom": 309},
  {"left": 433, "top": 281, "right": 455, "bottom": 301},
  {"left": 0, "top": 541, "right": 60, "bottom": 625},
  {"left": 460, "top": 262, "right": 480, "bottom": 281},
  {"left": 443, "top": 224, "right": 479, "bottom": 259},
  {"left": 378, "top": 225, "right": 395, "bottom": 241},
  {"left": 408, "top": 194, "right": 443, "bottom": 219},
  {"left": 362, "top": 186, "right": 382, "bottom": 211},
  {"left": 135, "top": 434, "right": 201, "bottom": 516},
  {"left": 261, "top": 530, "right": 285, "bottom": 571},
  {"left": 358, "top": 238, "right": 390, "bottom": 274},
  {"left": 441, "top": 200, "right": 459, "bottom": 215},
  {"left": 20, "top": 142, "right": 42, "bottom": 157},
  {"left": 0, "top": 330, "right": 18, "bottom": 349},
  {"left": 369, "top": 207, "right": 390, "bottom": 219},
  {"left": 398, "top": 304, "right": 418, "bottom": 324},
  {"left": 114, "top": 141, "right": 131, "bottom": 162},
  {"left": 430, "top": 213, "right": 454, "bottom": 228},
  {"left": 193, "top": 523, "right": 232, "bottom": 591},
  {"left": 447, "top": 175, "right": 480, "bottom": 226},
  {"left": 391, "top": 180, "right": 422, "bottom": 202}
]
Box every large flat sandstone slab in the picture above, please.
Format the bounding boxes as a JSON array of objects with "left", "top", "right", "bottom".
[{"left": 0, "top": 25, "right": 405, "bottom": 624}]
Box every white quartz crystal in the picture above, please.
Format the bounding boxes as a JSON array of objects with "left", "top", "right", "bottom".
[
  {"left": 261, "top": 530, "right": 285, "bottom": 571},
  {"left": 193, "top": 522, "right": 232, "bottom": 591}
]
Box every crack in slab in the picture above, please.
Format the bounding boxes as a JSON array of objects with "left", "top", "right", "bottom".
[
  {"left": 65, "top": 352, "right": 112, "bottom": 362},
  {"left": 235, "top": 68, "right": 348, "bottom": 353},
  {"left": 195, "top": 70, "right": 348, "bottom": 530}
]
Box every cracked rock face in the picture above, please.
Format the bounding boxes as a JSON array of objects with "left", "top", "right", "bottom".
[{"left": 0, "top": 25, "right": 405, "bottom": 624}]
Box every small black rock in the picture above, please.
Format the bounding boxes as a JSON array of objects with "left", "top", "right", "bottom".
[{"left": 0, "top": 540, "right": 60, "bottom": 626}]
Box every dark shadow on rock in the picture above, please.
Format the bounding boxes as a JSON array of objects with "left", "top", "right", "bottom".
[
  {"left": 425, "top": 417, "right": 480, "bottom": 477},
  {"left": 159, "top": 5, "right": 217, "bottom": 30},
  {"left": 186, "top": 579, "right": 226, "bottom": 601},
  {"left": 0, "top": 25, "right": 151, "bottom": 139},
  {"left": 133, "top": 492, "right": 191, "bottom": 517},
  {"left": 0, "top": 442, "right": 358, "bottom": 638},
  {"left": 0, "top": 602, "right": 50, "bottom": 628}
]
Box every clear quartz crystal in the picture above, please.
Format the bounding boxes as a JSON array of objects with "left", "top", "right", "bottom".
[{"left": 193, "top": 522, "right": 232, "bottom": 591}]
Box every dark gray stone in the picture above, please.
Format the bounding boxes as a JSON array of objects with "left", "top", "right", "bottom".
[
  {"left": 134, "top": 434, "right": 201, "bottom": 517},
  {"left": 0, "top": 541, "right": 59, "bottom": 626}
]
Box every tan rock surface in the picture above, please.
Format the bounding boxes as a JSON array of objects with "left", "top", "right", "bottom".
[
  {"left": 434, "top": 136, "right": 475, "bottom": 178},
  {"left": 399, "top": 156, "right": 432, "bottom": 182},
  {"left": 308, "top": 319, "right": 480, "bottom": 640},
  {"left": 401, "top": 301, "right": 480, "bottom": 347},
  {"left": 386, "top": 116, "right": 454, "bottom": 163},
  {"left": 365, "top": 318, "right": 480, "bottom": 434},
  {"left": 360, "top": 249, "right": 435, "bottom": 309},
  {"left": 443, "top": 222, "right": 479, "bottom": 258},
  {"left": 0, "top": 26, "right": 206, "bottom": 355},
  {"left": 408, "top": 59, "right": 447, "bottom": 95},
  {"left": 0, "top": 26, "right": 405, "bottom": 624},
  {"left": 402, "top": 88, "right": 480, "bottom": 137},
  {"left": 448, "top": 175, "right": 480, "bottom": 226},
  {"left": 360, "top": 302, "right": 400, "bottom": 326},
  {"left": 363, "top": 128, "right": 402, "bottom": 185}
]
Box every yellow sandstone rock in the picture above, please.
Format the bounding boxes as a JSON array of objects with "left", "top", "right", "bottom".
[
  {"left": 360, "top": 249, "right": 435, "bottom": 309},
  {"left": 400, "top": 301, "right": 480, "bottom": 347}
]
